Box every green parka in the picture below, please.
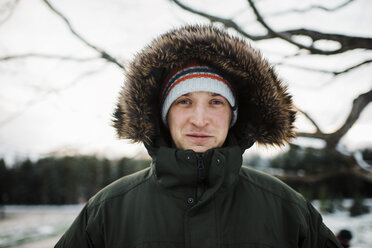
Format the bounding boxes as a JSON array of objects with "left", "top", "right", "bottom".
[
  {"left": 55, "top": 25, "right": 342, "bottom": 248},
  {"left": 55, "top": 144, "right": 342, "bottom": 248}
]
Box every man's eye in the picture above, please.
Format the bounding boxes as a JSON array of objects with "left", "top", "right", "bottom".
[
  {"left": 211, "top": 100, "right": 223, "bottom": 105},
  {"left": 177, "top": 99, "right": 190, "bottom": 104}
]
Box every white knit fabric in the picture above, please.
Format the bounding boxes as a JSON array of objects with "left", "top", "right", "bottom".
[{"left": 161, "top": 77, "right": 237, "bottom": 127}]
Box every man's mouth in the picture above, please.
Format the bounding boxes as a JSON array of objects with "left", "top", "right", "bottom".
[{"left": 186, "top": 133, "right": 212, "bottom": 142}]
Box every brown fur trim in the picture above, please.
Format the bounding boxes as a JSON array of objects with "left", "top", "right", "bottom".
[{"left": 113, "top": 25, "right": 296, "bottom": 149}]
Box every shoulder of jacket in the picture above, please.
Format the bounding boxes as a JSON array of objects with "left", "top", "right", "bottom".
[
  {"left": 87, "top": 167, "right": 152, "bottom": 209},
  {"left": 239, "top": 165, "right": 308, "bottom": 210}
]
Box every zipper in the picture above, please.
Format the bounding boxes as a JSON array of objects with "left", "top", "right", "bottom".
[{"left": 195, "top": 153, "right": 206, "bottom": 202}]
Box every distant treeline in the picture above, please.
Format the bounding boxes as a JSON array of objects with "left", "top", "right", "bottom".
[
  {"left": 0, "top": 156, "right": 149, "bottom": 205},
  {"left": 245, "top": 148, "right": 372, "bottom": 201},
  {"left": 1, "top": 148, "right": 372, "bottom": 205}
]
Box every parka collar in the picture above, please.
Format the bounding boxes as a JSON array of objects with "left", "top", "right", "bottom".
[{"left": 149, "top": 144, "right": 243, "bottom": 204}]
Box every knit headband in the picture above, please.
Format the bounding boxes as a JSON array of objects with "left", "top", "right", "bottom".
[{"left": 160, "top": 63, "right": 238, "bottom": 127}]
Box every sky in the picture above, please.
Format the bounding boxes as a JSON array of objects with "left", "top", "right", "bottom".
[{"left": 0, "top": 0, "right": 371, "bottom": 165}]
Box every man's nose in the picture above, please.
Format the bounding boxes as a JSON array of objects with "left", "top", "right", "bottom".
[{"left": 190, "top": 104, "right": 209, "bottom": 127}]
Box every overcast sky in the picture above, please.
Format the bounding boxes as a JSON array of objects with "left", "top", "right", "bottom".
[{"left": 0, "top": 0, "right": 371, "bottom": 165}]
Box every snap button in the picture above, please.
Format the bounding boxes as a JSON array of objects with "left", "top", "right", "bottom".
[
  {"left": 187, "top": 197, "right": 195, "bottom": 204},
  {"left": 216, "top": 158, "right": 221, "bottom": 165},
  {"left": 186, "top": 155, "right": 191, "bottom": 160}
]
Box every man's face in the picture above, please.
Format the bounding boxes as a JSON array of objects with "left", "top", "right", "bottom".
[{"left": 167, "top": 91, "right": 232, "bottom": 153}]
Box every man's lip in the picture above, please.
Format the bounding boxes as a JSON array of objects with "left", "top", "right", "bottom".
[
  {"left": 186, "top": 133, "right": 212, "bottom": 138},
  {"left": 186, "top": 134, "right": 213, "bottom": 143}
]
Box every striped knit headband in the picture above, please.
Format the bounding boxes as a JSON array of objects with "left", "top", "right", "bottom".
[{"left": 160, "top": 63, "right": 238, "bottom": 127}]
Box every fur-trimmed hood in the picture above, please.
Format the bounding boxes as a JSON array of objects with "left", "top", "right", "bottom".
[{"left": 113, "top": 25, "right": 296, "bottom": 150}]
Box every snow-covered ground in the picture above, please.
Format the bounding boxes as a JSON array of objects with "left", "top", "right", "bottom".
[
  {"left": 0, "top": 205, "right": 83, "bottom": 248},
  {"left": 0, "top": 200, "right": 371, "bottom": 248},
  {"left": 317, "top": 199, "right": 372, "bottom": 248}
]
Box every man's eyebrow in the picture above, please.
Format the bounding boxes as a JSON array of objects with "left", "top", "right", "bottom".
[{"left": 180, "top": 93, "right": 221, "bottom": 96}]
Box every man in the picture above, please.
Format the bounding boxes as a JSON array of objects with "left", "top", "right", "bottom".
[{"left": 55, "top": 25, "right": 342, "bottom": 248}]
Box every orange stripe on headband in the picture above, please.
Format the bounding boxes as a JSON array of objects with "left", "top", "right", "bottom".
[{"left": 163, "top": 73, "right": 232, "bottom": 101}]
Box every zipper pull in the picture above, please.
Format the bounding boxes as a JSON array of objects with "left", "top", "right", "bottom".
[
  {"left": 196, "top": 153, "right": 204, "bottom": 169},
  {"left": 195, "top": 153, "right": 206, "bottom": 202}
]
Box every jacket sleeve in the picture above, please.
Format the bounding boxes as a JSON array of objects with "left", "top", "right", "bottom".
[
  {"left": 302, "top": 202, "right": 343, "bottom": 248},
  {"left": 54, "top": 205, "right": 95, "bottom": 248}
]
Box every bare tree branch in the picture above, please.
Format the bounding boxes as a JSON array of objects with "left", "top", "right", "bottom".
[
  {"left": 171, "top": 0, "right": 372, "bottom": 55},
  {"left": 42, "top": 0, "right": 124, "bottom": 69},
  {"left": 0, "top": 0, "right": 19, "bottom": 26},
  {"left": 295, "top": 131, "right": 328, "bottom": 140},
  {"left": 246, "top": 0, "right": 321, "bottom": 52},
  {"left": 328, "top": 88, "right": 372, "bottom": 148},
  {"left": 296, "top": 88, "right": 372, "bottom": 149},
  {"left": 170, "top": 0, "right": 261, "bottom": 40},
  {"left": 269, "top": 0, "right": 355, "bottom": 17},
  {"left": 281, "top": 29, "right": 372, "bottom": 53},
  {"left": 246, "top": 0, "right": 372, "bottom": 54},
  {"left": 276, "top": 58, "right": 372, "bottom": 76},
  {"left": 0, "top": 53, "right": 99, "bottom": 62},
  {"left": 295, "top": 107, "right": 324, "bottom": 135},
  {"left": 333, "top": 59, "right": 372, "bottom": 75}
]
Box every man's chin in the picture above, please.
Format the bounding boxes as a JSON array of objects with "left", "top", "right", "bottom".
[
  {"left": 190, "top": 147, "right": 208, "bottom": 153},
  {"left": 187, "top": 144, "right": 214, "bottom": 153}
]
